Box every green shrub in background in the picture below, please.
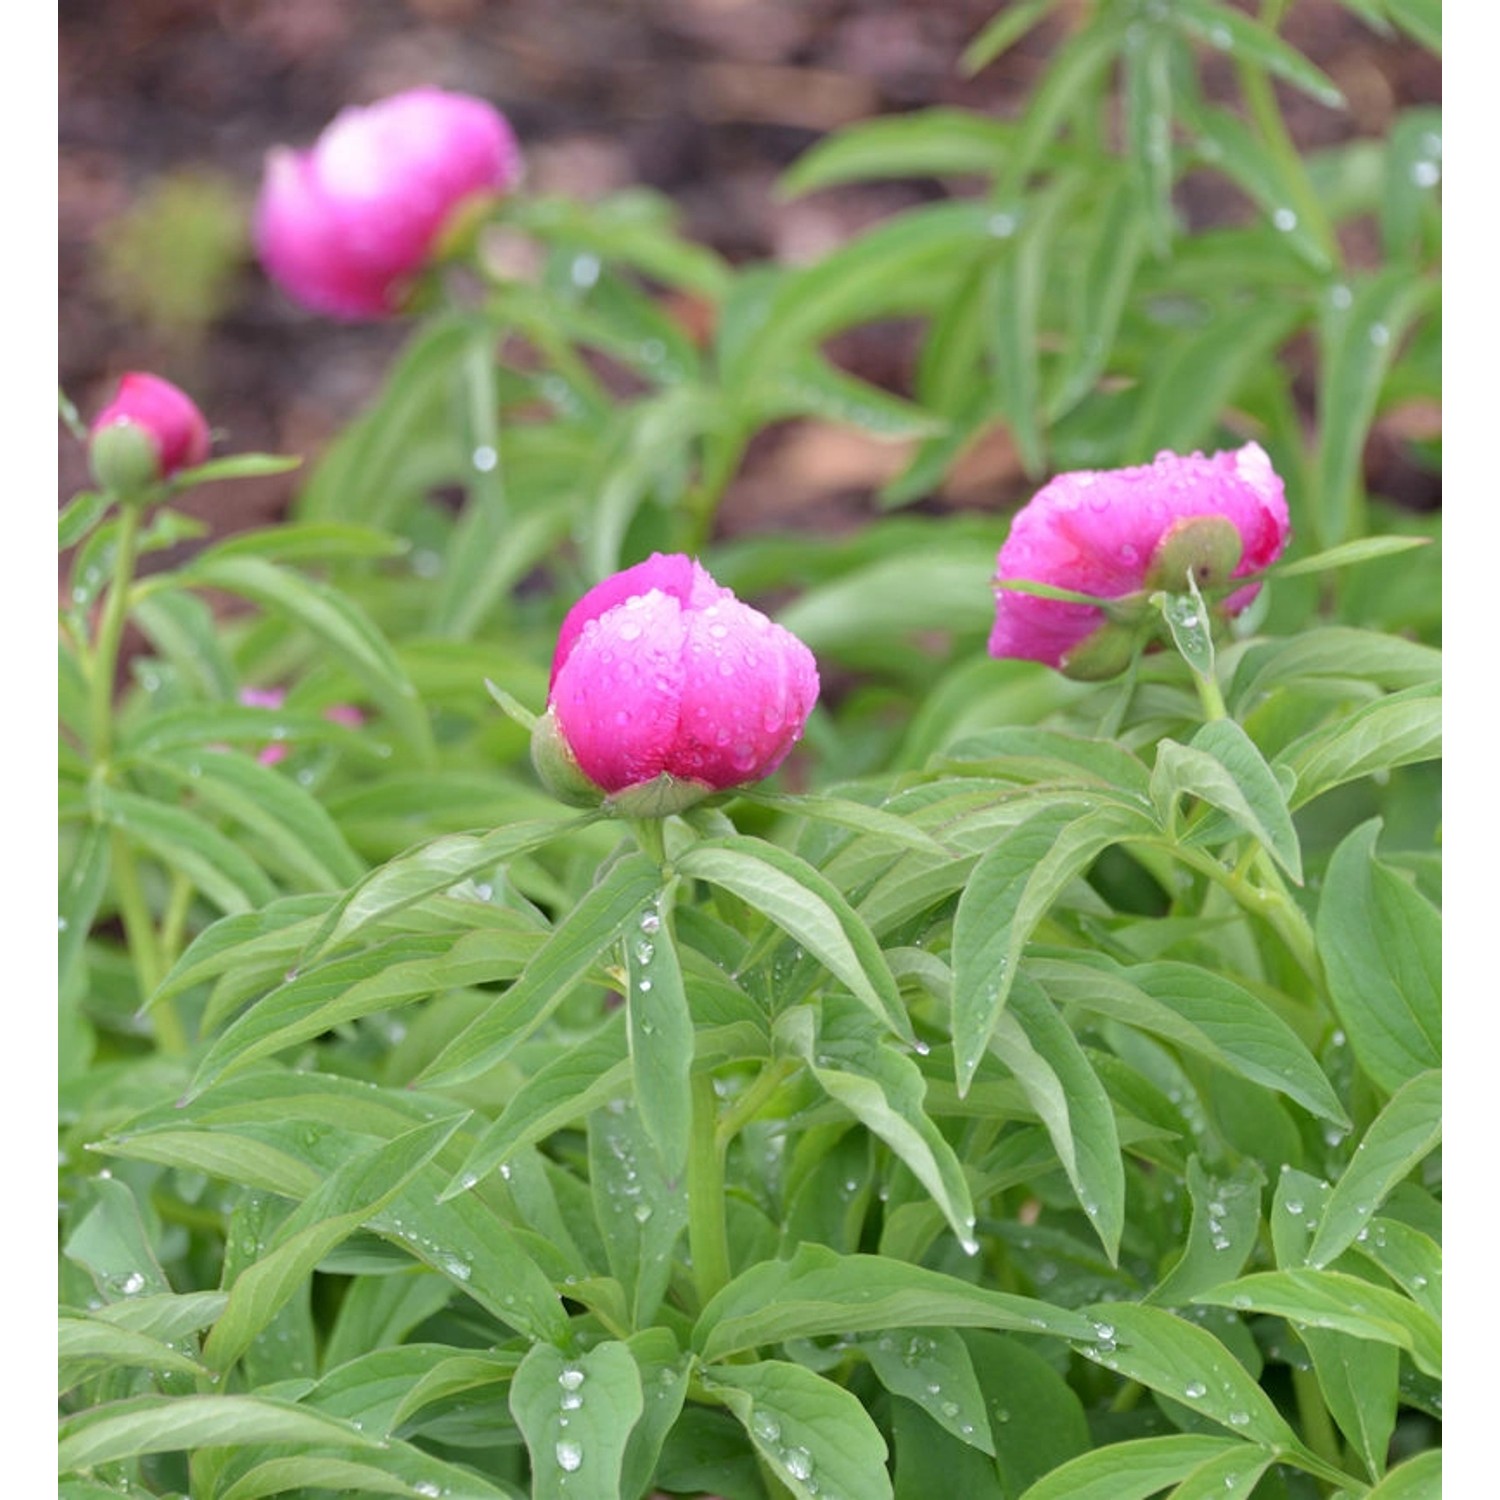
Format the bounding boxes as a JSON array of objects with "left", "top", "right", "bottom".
[{"left": 59, "top": 3, "right": 1440, "bottom": 1496}]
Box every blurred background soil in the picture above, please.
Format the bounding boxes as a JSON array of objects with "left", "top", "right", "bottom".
[{"left": 59, "top": 0, "right": 1440, "bottom": 540}]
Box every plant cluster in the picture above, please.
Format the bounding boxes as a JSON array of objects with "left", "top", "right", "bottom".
[{"left": 59, "top": 5, "right": 1441, "bottom": 1499}]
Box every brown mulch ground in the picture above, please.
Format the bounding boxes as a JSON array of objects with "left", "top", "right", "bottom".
[{"left": 59, "top": 0, "right": 1440, "bottom": 542}]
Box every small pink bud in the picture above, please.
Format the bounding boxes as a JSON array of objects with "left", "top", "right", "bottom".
[
  {"left": 989, "top": 443, "right": 1291, "bottom": 677},
  {"left": 88, "top": 373, "right": 211, "bottom": 490},
  {"left": 254, "top": 87, "right": 523, "bottom": 320},
  {"left": 544, "top": 553, "right": 820, "bottom": 803}
]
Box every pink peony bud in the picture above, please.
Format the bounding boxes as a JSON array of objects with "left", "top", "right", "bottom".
[
  {"left": 88, "top": 372, "right": 212, "bottom": 490},
  {"left": 989, "top": 443, "right": 1291, "bottom": 676},
  {"left": 544, "top": 553, "right": 820, "bottom": 803},
  {"left": 254, "top": 87, "right": 523, "bottom": 319}
]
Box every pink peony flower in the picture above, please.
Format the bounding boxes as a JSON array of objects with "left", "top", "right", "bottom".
[
  {"left": 88, "top": 372, "right": 211, "bottom": 488},
  {"left": 989, "top": 442, "right": 1291, "bottom": 674},
  {"left": 543, "top": 553, "right": 820, "bottom": 800},
  {"left": 254, "top": 87, "right": 523, "bottom": 319}
]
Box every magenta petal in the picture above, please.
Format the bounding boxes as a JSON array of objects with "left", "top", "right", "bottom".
[
  {"left": 89, "top": 372, "right": 211, "bottom": 478},
  {"left": 254, "top": 88, "right": 522, "bottom": 321},
  {"left": 550, "top": 553, "right": 722, "bottom": 690},
  {"left": 546, "top": 557, "right": 820, "bottom": 798},
  {"left": 550, "top": 590, "right": 690, "bottom": 793},
  {"left": 989, "top": 443, "right": 1291, "bottom": 669}
]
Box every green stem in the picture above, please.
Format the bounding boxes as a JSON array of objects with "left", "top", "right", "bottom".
[
  {"left": 716, "top": 1056, "right": 796, "bottom": 1155},
  {"left": 158, "top": 871, "right": 195, "bottom": 971},
  {"left": 112, "top": 829, "right": 186, "bottom": 1054},
  {"left": 688, "top": 1072, "right": 733, "bottom": 1311},
  {"left": 88, "top": 498, "right": 142, "bottom": 760},
  {"left": 626, "top": 816, "right": 668, "bottom": 870},
  {"left": 1191, "top": 662, "right": 1229, "bottom": 724},
  {"left": 1154, "top": 841, "right": 1320, "bottom": 986}
]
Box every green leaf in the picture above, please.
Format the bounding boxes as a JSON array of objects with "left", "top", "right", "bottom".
[
  {"left": 1149, "top": 1157, "right": 1264, "bottom": 1306},
  {"left": 219, "top": 1452, "right": 521, "bottom": 1500},
  {"left": 1186, "top": 105, "right": 1332, "bottom": 272},
  {"left": 1176, "top": 1, "right": 1345, "bottom": 106},
  {"left": 1306, "top": 1070, "right": 1442, "bottom": 1268},
  {"left": 1192, "top": 1268, "right": 1440, "bottom": 1378},
  {"left": 509, "top": 1340, "right": 645, "bottom": 1500},
  {"left": 1076, "top": 1303, "right": 1298, "bottom": 1450},
  {"left": 99, "top": 785, "right": 278, "bottom": 915},
  {"left": 588, "top": 1098, "right": 689, "bottom": 1327},
  {"left": 1271, "top": 534, "right": 1435, "bottom": 582},
  {"left": 749, "top": 355, "right": 947, "bottom": 440},
  {"left": 1126, "top": 303, "right": 1303, "bottom": 462},
  {"left": 140, "top": 747, "right": 366, "bottom": 890},
  {"left": 174, "top": 553, "right": 435, "bottom": 762},
  {"left": 203, "top": 520, "right": 406, "bottom": 565},
  {"left": 1300, "top": 1328, "right": 1398, "bottom": 1481},
  {"left": 989, "top": 175, "right": 1081, "bottom": 474},
  {"left": 961, "top": 0, "right": 1063, "bottom": 74},
  {"left": 627, "top": 892, "right": 693, "bottom": 1183},
  {"left": 992, "top": 976, "right": 1124, "bottom": 1261},
  {"left": 1315, "top": 822, "right": 1441, "bottom": 1093},
  {"left": 1047, "top": 178, "right": 1149, "bottom": 418},
  {"left": 1352, "top": 1217, "right": 1441, "bottom": 1321},
  {"left": 693, "top": 1243, "right": 1095, "bottom": 1361},
  {"left": 740, "top": 790, "right": 951, "bottom": 857},
  {"left": 147, "top": 894, "right": 329, "bottom": 1012},
  {"left": 725, "top": 202, "right": 994, "bottom": 387},
  {"left": 58, "top": 1394, "right": 369, "bottom": 1471},
  {"left": 1162, "top": 1444, "right": 1276, "bottom": 1499},
  {"left": 676, "top": 836, "right": 915, "bottom": 1045},
  {"left": 299, "top": 314, "right": 471, "bottom": 526},
  {"left": 952, "top": 802, "right": 1152, "bottom": 1094},
  {"left": 863, "top": 1328, "right": 993, "bottom": 1454},
  {"left": 1312, "top": 267, "right": 1434, "bottom": 545},
  {"left": 59, "top": 1315, "right": 207, "bottom": 1389},
  {"left": 443, "top": 1015, "right": 632, "bottom": 1195},
  {"left": 60, "top": 490, "right": 111, "bottom": 550},
  {"left": 310, "top": 818, "right": 588, "bottom": 958},
  {"left": 418, "top": 852, "right": 661, "bottom": 1087},
  {"left": 782, "top": 108, "right": 1012, "bottom": 195},
  {"left": 130, "top": 587, "right": 239, "bottom": 700},
  {"left": 202, "top": 1114, "right": 465, "bottom": 1372},
  {"left": 1037, "top": 957, "right": 1347, "bottom": 1126},
  {"left": 1229, "top": 625, "right": 1440, "bottom": 707},
  {"left": 59, "top": 822, "right": 111, "bottom": 1000},
  {"left": 1365, "top": 1449, "right": 1441, "bottom": 1498},
  {"left": 1153, "top": 718, "right": 1302, "bottom": 882},
  {"left": 192, "top": 927, "right": 538, "bottom": 1095},
  {"left": 967, "top": 1332, "right": 1090, "bottom": 1493},
  {"left": 1277, "top": 684, "right": 1440, "bottom": 808},
  {"left": 780, "top": 998, "right": 976, "bottom": 1251},
  {"left": 1017, "top": 1434, "right": 1247, "bottom": 1500},
  {"left": 1384, "top": 0, "right": 1440, "bottom": 52},
  {"left": 1122, "top": 16, "right": 1177, "bottom": 250},
  {"left": 619, "top": 1328, "right": 693, "bottom": 1500},
  {"left": 170, "top": 452, "right": 302, "bottom": 486},
  {"left": 705, "top": 1358, "right": 893, "bottom": 1500}
]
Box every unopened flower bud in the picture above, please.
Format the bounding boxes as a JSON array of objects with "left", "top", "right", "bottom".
[{"left": 88, "top": 372, "right": 211, "bottom": 493}]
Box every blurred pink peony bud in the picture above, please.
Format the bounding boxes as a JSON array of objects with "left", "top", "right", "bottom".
[
  {"left": 989, "top": 443, "right": 1291, "bottom": 677},
  {"left": 254, "top": 87, "right": 522, "bottom": 319},
  {"left": 542, "top": 553, "right": 820, "bottom": 806},
  {"left": 88, "top": 373, "right": 212, "bottom": 491}
]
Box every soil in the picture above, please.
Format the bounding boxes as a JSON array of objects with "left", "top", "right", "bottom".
[{"left": 59, "top": 0, "right": 1441, "bottom": 543}]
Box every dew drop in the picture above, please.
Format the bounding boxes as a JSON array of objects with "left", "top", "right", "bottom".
[
  {"left": 559, "top": 1367, "right": 586, "bottom": 1392},
  {"left": 560, "top": 1390, "right": 583, "bottom": 1411},
  {"left": 555, "top": 1439, "right": 583, "bottom": 1472},
  {"left": 1411, "top": 159, "right": 1440, "bottom": 188},
  {"left": 118, "top": 1270, "right": 146, "bottom": 1296},
  {"left": 784, "top": 1446, "right": 814, "bottom": 1482},
  {"left": 1227, "top": 1409, "right": 1250, "bottom": 1427},
  {"left": 1369, "top": 323, "right": 1391, "bottom": 347},
  {"left": 751, "top": 1410, "right": 782, "bottom": 1444},
  {"left": 639, "top": 910, "right": 661, "bottom": 935},
  {"left": 472, "top": 445, "right": 498, "bottom": 473},
  {"left": 1184, "top": 1380, "right": 1208, "bottom": 1399},
  {"left": 987, "top": 211, "right": 1018, "bottom": 238},
  {"left": 1272, "top": 208, "right": 1297, "bottom": 232}
]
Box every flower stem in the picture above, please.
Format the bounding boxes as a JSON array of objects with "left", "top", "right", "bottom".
[
  {"left": 88, "top": 498, "right": 143, "bottom": 761},
  {"left": 688, "top": 1071, "right": 733, "bottom": 1311}
]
